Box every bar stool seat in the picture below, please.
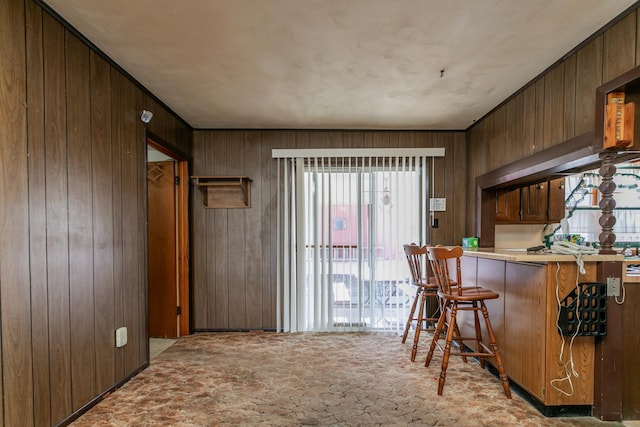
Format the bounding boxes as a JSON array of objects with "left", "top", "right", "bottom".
[
  {"left": 425, "top": 246, "right": 511, "bottom": 398},
  {"left": 401, "top": 244, "right": 440, "bottom": 362}
]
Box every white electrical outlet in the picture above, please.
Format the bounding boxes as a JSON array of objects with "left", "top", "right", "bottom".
[
  {"left": 115, "top": 327, "right": 128, "bottom": 348},
  {"left": 606, "top": 277, "right": 621, "bottom": 297}
]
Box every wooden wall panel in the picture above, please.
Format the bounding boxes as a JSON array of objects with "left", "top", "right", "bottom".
[
  {"left": 603, "top": 11, "right": 637, "bottom": 83},
  {"left": 43, "top": 13, "right": 73, "bottom": 424},
  {"left": 543, "top": 62, "right": 564, "bottom": 149},
  {"left": 192, "top": 133, "right": 208, "bottom": 327},
  {"left": 452, "top": 132, "right": 468, "bottom": 243},
  {"left": 521, "top": 83, "right": 536, "bottom": 157},
  {"left": 65, "top": 31, "right": 96, "bottom": 411},
  {"left": 466, "top": 123, "right": 482, "bottom": 236},
  {"left": 575, "top": 36, "right": 603, "bottom": 136},
  {"left": 563, "top": 53, "right": 577, "bottom": 141},
  {"left": 503, "top": 98, "right": 516, "bottom": 165},
  {"left": 513, "top": 91, "right": 525, "bottom": 162},
  {"left": 110, "top": 68, "right": 126, "bottom": 380},
  {"left": 534, "top": 77, "right": 545, "bottom": 153},
  {"left": 212, "top": 132, "right": 230, "bottom": 328},
  {"left": 492, "top": 106, "right": 506, "bottom": 168},
  {"left": 226, "top": 131, "right": 248, "bottom": 329},
  {"left": 244, "top": 132, "right": 264, "bottom": 328},
  {"left": 1, "top": 0, "right": 191, "bottom": 424},
  {"left": 120, "top": 76, "right": 142, "bottom": 374},
  {"left": 201, "top": 132, "right": 217, "bottom": 327},
  {"left": 25, "top": 1, "right": 50, "bottom": 425},
  {"left": 90, "top": 51, "right": 117, "bottom": 394},
  {"left": 136, "top": 88, "right": 147, "bottom": 363},
  {"left": 482, "top": 114, "right": 495, "bottom": 170},
  {"left": 0, "top": 0, "right": 33, "bottom": 425},
  {"left": 191, "top": 130, "right": 466, "bottom": 330}
]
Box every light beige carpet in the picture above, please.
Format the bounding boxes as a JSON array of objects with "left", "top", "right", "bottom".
[{"left": 72, "top": 332, "right": 624, "bottom": 426}]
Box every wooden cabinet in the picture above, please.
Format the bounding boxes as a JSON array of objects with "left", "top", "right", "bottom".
[
  {"left": 504, "top": 262, "right": 546, "bottom": 400},
  {"left": 547, "top": 177, "right": 566, "bottom": 222},
  {"left": 495, "top": 188, "right": 520, "bottom": 223},
  {"left": 520, "top": 182, "right": 548, "bottom": 222},
  {"left": 456, "top": 258, "right": 505, "bottom": 354},
  {"left": 495, "top": 178, "right": 565, "bottom": 224}
]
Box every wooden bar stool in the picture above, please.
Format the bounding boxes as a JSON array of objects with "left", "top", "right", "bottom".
[
  {"left": 401, "top": 244, "right": 440, "bottom": 362},
  {"left": 425, "top": 246, "right": 511, "bottom": 398}
]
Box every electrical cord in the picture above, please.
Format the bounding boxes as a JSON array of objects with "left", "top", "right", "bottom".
[
  {"left": 549, "top": 241, "right": 598, "bottom": 275},
  {"left": 550, "top": 261, "right": 582, "bottom": 397},
  {"left": 615, "top": 281, "right": 626, "bottom": 304}
]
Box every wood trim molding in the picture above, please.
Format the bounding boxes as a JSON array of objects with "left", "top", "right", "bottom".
[{"left": 476, "top": 132, "right": 599, "bottom": 190}]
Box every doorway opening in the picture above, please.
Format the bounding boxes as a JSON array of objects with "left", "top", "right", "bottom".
[{"left": 146, "top": 137, "right": 189, "bottom": 338}]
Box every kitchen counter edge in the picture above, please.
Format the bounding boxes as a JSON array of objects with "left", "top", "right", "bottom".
[{"left": 462, "top": 248, "right": 623, "bottom": 263}]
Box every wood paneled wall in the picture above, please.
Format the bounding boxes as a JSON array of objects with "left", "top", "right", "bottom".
[
  {"left": 466, "top": 6, "right": 640, "bottom": 236},
  {"left": 191, "top": 130, "right": 466, "bottom": 330},
  {"left": 0, "top": 0, "right": 191, "bottom": 425}
]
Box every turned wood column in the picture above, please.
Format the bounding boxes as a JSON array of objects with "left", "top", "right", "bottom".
[{"left": 598, "top": 152, "right": 617, "bottom": 255}]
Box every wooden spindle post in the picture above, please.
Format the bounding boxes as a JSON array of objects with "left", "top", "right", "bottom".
[{"left": 598, "top": 152, "right": 617, "bottom": 254}]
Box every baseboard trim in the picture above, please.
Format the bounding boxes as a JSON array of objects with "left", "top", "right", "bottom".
[{"left": 56, "top": 363, "right": 149, "bottom": 427}]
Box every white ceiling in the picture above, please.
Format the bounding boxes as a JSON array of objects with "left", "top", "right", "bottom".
[{"left": 44, "top": 0, "right": 637, "bottom": 130}]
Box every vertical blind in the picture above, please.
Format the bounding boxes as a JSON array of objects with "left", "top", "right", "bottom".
[{"left": 273, "top": 148, "right": 445, "bottom": 332}]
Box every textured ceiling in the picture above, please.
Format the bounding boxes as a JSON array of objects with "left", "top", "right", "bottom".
[{"left": 44, "top": 0, "right": 637, "bottom": 130}]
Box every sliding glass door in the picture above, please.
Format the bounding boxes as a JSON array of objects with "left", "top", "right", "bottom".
[{"left": 300, "top": 159, "right": 425, "bottom": 331}]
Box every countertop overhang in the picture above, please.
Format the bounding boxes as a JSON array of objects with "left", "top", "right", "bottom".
[{"left": 462, "top": 248, "right": 624, "bottom": 262}]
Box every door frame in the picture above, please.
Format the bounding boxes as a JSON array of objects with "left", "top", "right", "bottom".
[{"left": 146, "top": 134, "right": 190, "bottom": 336}]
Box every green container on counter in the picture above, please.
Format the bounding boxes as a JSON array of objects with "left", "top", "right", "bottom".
[{"left": 462, "top": 237, "right": 478, "bottom": 248}]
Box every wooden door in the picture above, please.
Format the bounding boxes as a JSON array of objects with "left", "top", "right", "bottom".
[{"left": 147, "top": 161, "right": 178, "bottom": 337}]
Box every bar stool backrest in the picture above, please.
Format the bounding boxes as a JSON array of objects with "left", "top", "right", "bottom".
[
  {"left": 402, "top": 243, "right": 429, "bottom": 286},
  {"left": 427, "top": 246, "right": 463, "bottom": 296}
]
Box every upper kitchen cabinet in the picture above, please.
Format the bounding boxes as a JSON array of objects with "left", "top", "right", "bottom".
[
  {"left": 547, "top": 178, "right": 566, "bottom": 222},
  {"left": 495, "top": 187, "right": 520, "bottom": 223},
  {"left": 520, "top": 181, "right": 548, "bottom": 222},
  {"left": 495, "top": 178, "right": 565, "bottom": 224}
]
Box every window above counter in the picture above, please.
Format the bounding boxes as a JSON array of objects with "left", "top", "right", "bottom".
[
  {"left": 565, "top": 162, "right": 640, "bottom": 244},
  {"left": 566, "top": 163, "right": 640, "bottom": 209}
]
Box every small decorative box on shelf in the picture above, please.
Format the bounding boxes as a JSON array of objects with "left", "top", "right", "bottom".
[{"left": 192, "top": 176, "right": 252, "bottom": 208}]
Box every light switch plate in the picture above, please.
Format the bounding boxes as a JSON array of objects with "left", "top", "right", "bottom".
[
  {"left": 430, "top": 198, "right": 446, "bottom": 212},
  {"left": 115, "top": 327, "right": 128, "bottom": 348}
]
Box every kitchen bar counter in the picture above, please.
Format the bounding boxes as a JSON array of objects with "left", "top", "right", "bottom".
[
  {"left": 457, "top": 251, "right": 625, "bottom": 414},
  {"left": 462, "top": 248, "right": 638, "bottom": 283}
]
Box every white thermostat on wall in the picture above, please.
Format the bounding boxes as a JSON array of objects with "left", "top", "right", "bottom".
[{"left": 430, "top": 198, "right": 446, "bottom": 212}]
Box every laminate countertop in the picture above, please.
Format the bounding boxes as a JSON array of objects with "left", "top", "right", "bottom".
[{"left": 461, "top": 247, "right": 623, "bottom": 263}]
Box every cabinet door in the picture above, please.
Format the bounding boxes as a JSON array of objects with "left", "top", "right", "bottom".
[
  {"left": 495, "top": 188, "right": 520, "bottom": 223},
  {"left": 504, "top": 262, "right": 546, "bottom": 400},
  {"left": 547, "top": 178, "right": 565, "bottom": 222},
  {"left": 520, "top": 182, "right": 548, "bottom": 222}
]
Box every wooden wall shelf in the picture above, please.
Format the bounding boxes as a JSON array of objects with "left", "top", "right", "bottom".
[{"left": 192, "top": 176, "right": 252, "bottom": 208}]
